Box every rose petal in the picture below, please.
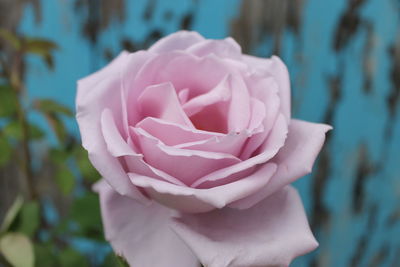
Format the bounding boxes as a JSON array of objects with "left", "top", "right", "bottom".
[
  {"left": 136, "top": 117, "right": 222, "bottom": 146},
  {"left": 77, "top": 52, "right": 128, "bottom": 152},
  {"left": 133, "top": 52, "right": 231, "bottom": 102},
  {"left": 175, "top": 132, "right": 248, "bottom": 158},
  {"left": 244, "top": 55, "right": 291, "bottom": 121},
  {"left": 137, "top": 82, "right": 194, "bottom": 127},
  {"left": 137, "top": 117, "right": 247, "bottom": 157},
  {"left": 226, "top": 74, "right": 251, "bottom": 132},
  {"left": 247, "top": 76, "right": 280, "bottom": 134},
  {"left": 185, "top": 74, "right": 251, "bottom": 133},
  {"left": 186, "top": 37, "right": 242, "bottom": 59},
  {"left": 171, "top": 186, "right": 318, "bottom": 267},
  {"left": 101, "top": 109, "right": 136, "bottom": 157},
  {"left": 191, "top": 113, "right": 287, "bottom": 188},
  {"left": 269, "top": 56, "right": 291, "bottom": 121},
  {"left": 120, "top": 51, "right": 154, "bottom": 135},
  {"left": 94, "top": 180, "right": 199, "bottom": 267},
  {"left": 128, "top": 163, "right": 277, "bottom": 213},
  {"left": 149, "top": 30, "right": 205, "bottom": 53},
  {"left": 124, "top": 154, "right": 186, "bottom": 186},
  {"left": 76, "top": 52, "right": 148, "bottom": 202},
  {"left": 247, "top": 97, "right": 266, "bottom": 132},
  {"left": 178, "top": 88, "right": 190, "bottom": 104},
  {"left": 131, "top": 127, "right": 241, "bottom": 185},
  {"left": 101, "top": 109, "right": 185, "bottom": 186},
  {"left": 231, "top": 119, "right": 332, "bottom": 209},
  {"left": 240, "top": 77, "right": 281, "bottom": 159},
  {"left": 182, "top": 74, "right": 231, "bottom": 117}
]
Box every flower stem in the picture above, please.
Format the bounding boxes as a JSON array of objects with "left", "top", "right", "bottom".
[{"left": 11, "top": 51, "right": 37, "bottom": 200}]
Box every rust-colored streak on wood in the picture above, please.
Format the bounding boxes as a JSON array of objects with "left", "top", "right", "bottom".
[
  {"left": 352, "top": 144, "right": 376, "bottom": 213},
  {"left": 362, "top": 22, "right": 375, "bottom": 94},
  {"left": 0, "top": 0, "right": 41, "bottom": 30},
  {"left": 387, "top": 38, "right": 400, "bottom": 122},
  {"left": 74, "top": 0, "right": 126, "bottom": 43},
  {"left": 230, "top": 0, "right": 304, "bottom": 55},
  {"left": 333, "top": 0, "right": 366, "bottom": 51}
]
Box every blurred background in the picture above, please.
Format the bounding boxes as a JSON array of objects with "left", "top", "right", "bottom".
[{"left": 0, "top": 0, "right": 399, "bottom": 266}]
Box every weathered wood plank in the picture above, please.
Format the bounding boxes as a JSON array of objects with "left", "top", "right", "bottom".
[{"left": 5, "top": 0, "right": 399, "bottom": 266}]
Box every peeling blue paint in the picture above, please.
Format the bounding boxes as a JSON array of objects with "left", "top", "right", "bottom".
[{"left": 17, "top": 0, "right": 400, "bottom": 266}]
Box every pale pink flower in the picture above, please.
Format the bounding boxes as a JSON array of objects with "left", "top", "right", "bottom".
[{"left": 76, "top": 31, "right": 331, "bottom": 267}]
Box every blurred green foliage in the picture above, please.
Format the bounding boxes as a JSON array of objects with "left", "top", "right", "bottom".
[{"left": 0, "top": 29, "right": 117, "bottom": 266}]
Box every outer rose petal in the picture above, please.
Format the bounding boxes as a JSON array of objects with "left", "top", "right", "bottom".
[
  {"left": 77, "top": 52, "right": 128, "bottom": 153},
  {"left": 171, "top": 186, "right": 318, "bottom": 267},
  {"left": 101, "top": 109, "right": 185, "bottom": 186},
  {"left": 231, "top": 119, "right": 332, "bottom": 209},
  {"left": 128, "top": 163, "right": 277, "bottom": 213},
  {"left": 76, "top": 52, "right": 148, "bottom": 203},
  {"left": 149, "top": 30, "right": 205, "bottom": 53},
  {"left": 94, "top": 180, "right": 200, "bottom": 267},
  {"left": 186, "top": 37, "right": 242, "bottom": 59}
]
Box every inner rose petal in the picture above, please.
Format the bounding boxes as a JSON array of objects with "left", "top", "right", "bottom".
[
  {"left": 174, "top": 131, "right": 248, "bottom": 158},
  {"left": 135, "top": 117, "right": 223, "bottom": 146},
  {"left": 133, "top": 52, "right": 230, "bottom": 101},
  {"left": 131, "top": 127, "right": 241, "bottom": 186},
  {"left": 189, "top": 104, "right": 228, "bottom": 133},
  {"left": 137, "top": 82, "right": 194, "bottom": 128},
  {"left": 240, "top": 76, "right": 281, "bottom": 159},
  {"left": 178, "top": 88, "right": 190, "bottom": 104},
  {"left": 184, "top": 74, "right": 251, "bottom": 134},
  {"left": 191, "top": 114, "right": 288, "bottom": 188},
  {"left": 136, "top": 117, "right": 249, "bottom": 157},
  {"left": 182, "top": 75, "right": 231, "bottom": 117}
]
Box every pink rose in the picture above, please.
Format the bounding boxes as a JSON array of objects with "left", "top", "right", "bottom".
[{"left": 76, "top": 31, "right": 331, "bottom": 267}]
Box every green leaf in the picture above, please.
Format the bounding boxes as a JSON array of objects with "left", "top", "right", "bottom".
[
  {"left": 2, "top": 121, "right": 22, "bottom": 139},
  {"left": 34, "top": 99, "right": 71, "bottom": 142},
  {"left": 29, "top": 124, "right": 45, "bottom": 140},
  {"left": 0, "top": 85, "right": 17, "bottom": 117},
  {"left": 0, "top": 137, "right": 12, "bottom": 167},
  {"left": 34, "top": 244, "right": 57, "bottom": 267},
  {"left": 3, "top": 121, "right": 45, "bottom": 141},
  {"left": 24, "top": 38, "right": 58, "bottom": 54},
  {"left": 34, "top": 99, "right": 73, "bottom": 117},
  {"left": 49, "top": 148, "right": 69, "bottom": 165},
  {"left": 43, "top": 113, "right": 67, "bottom": 142},
  {"left": 102, "top": 253, "right": 130, "bottom": 267},
  {"left": 74, "top": 146, "right": 100, "bottom": 182},
  {"left": 0, "top": 232, "right": 34, "bottom": 267},
  {"left": 55, "top": 166, "right": 75, "bottom": 195},
  {"left": 42, "top": 53, "right": 54, "bottom": 70},
  {"left": 23, "top": 38, "right": 58, "bottom": 70},
  {"left": 0, "top": 29, "right": 21, "bottom": 50},
  {"left": 0, "top": 196, "right": 23, "bottom": 233},
  {"left": 59, "top": 248, "right": 88, "bottom": 267},
  {"left": 70, "top": 193, "right": 102, "bottom": 239},
  {"left": 18, "top": 201, "right": 40, "bottom": 237}
]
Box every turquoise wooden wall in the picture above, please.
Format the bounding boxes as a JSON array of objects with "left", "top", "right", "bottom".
[{"left": 11, "top": 0, "right": 400, "bottom": 266}]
